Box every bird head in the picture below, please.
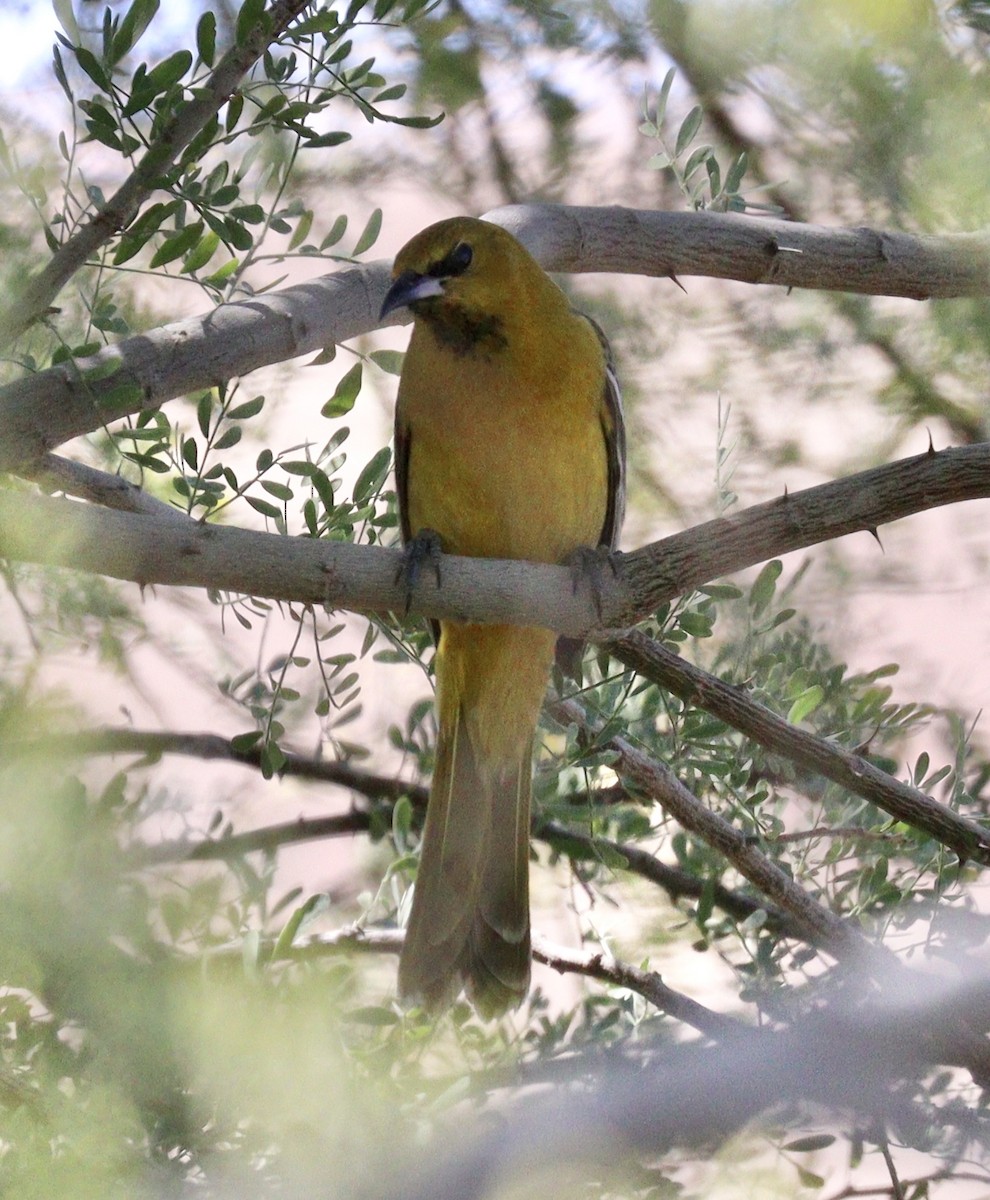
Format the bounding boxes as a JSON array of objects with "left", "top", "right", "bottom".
[{"left": 379, "top": 217, "right": 562, "bottom": 355}]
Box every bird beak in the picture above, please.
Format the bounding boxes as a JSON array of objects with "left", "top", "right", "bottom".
[{"left": 379, "top": 270, "right": 446, "bottom": 320}]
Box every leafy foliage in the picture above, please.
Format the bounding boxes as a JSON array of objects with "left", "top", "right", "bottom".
[{"left": 0, "top": 2, "right": 989, "bottom": 1198}]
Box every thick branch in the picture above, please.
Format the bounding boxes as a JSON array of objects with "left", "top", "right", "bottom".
[
  {"left": 389, "top": 975, "right": 990, "bottom": 1200},
  {"left": 28, "top": 454, "right": 192, "bottom": 522},
  {"left": 0, "top": 261, "right": 391, "bottom": 473},
  {"left": 489, "top": 203, "right": 990, "bottom": 299},
  {"left": 606, "top": 630, "right": 990, "bottom": 864},
  {"left": 2, "top": 205, "right": 989, "bottom": 471},
  {"left": 2, "top": 444, "right": 988, "bottom": 636},
  {"left": 0, "top": 0, "right": 313, "bottom": 347}
]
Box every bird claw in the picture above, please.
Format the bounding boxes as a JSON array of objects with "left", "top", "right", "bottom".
[
  {"left": 555, "top": 547, "right": 624, "bottom": 683},
  {"left": 565, "top": 545, "right": 623, "bottom": 622},
  {"left": 397, "top": 528, "right": 445, "bottom": 615}
]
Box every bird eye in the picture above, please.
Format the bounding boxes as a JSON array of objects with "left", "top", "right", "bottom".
[{"left": 446, "top": 241, "right": 473, "bottom": 276}]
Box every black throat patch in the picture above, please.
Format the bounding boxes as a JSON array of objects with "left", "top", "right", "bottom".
[{"left": 413, "top": 299, "right": 508, "bottom": 358}]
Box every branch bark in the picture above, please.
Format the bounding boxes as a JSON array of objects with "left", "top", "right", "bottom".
[
  {"left": 2, "top": 444, "right": 988, "bottom": 637},
  {"left": 2, "top": 204, "right": 989, "bottom": 472}
]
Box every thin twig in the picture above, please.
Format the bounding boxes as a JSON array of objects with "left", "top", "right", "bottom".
[
  {"left": 532, "top": 934, "right": 745, "bottom": 1039},
  {"left": 537, "top": 818, "right": 804, "bottom": 937},
  {"left": 0, "top": 0, "right": 313, "bottom": 346},
  {"left": 198, "top": 923, "right": 744, "bottom": 1038},
  {"left": 29, "top": 726, "right": 798, "bottom": 932}
]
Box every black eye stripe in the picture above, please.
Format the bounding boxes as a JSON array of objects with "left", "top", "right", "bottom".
[{"left": 427, "top": 241, "right": 473, "bottom": 279}]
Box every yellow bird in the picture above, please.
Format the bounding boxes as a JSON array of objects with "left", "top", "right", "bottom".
[{"left": 380, "top": 216, "right": 625, "bottom": 1016}]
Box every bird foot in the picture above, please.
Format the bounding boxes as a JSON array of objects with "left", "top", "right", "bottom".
[{"left": 397, "top": 528, "right": 445, "bottom": 615}]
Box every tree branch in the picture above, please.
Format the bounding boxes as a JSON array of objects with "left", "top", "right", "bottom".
[
  {"left": 532, "top": 935, "right": 746, "bottom": 1039},
  {"left": 198, "top": 922, "right": 744, "bottom": 1038},
  {"left": 2, "top": 204, "right": 989, "bottom": 471},
  {"left": 606, "top": 629, "right": 990, "bottom": 864},
  {"left": 536, "top": 818, "right": 803, "bottom": 938},
  {"left": 26, "top": 454, "right": 192, "bottom": 522},
  {"left": 550, "top": 697, "right": 865, "bottom": 960},
  {"left": 2, "top": 444, "right": 988, "bottom": 638},
  {"left": 387, "top": 973, "right": 990, "bottom": 1200},
  {"left": 29, "top": 727, "right": 788, "bottom": 933},
  {"left": 489, "top": 203, "right": 990, "bottom": 299},
  {"left": 0, "top": 0, "right": 313, "bottom": 348}
]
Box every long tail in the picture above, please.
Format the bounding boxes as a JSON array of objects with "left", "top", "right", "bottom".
[{"left": 398, "top": 624, "right": 555, "bottom": 1017}]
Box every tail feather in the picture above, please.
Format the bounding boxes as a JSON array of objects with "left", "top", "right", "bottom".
[{"left": 398, "top": 711, "right": 532, "bottom": 1015}]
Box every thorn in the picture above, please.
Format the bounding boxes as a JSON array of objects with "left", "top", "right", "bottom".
[
  {"left": 781, "top": 484, "right": 790, "bottom": 501},
  {"left": 866, "top": 526, "right": 883, "bottom": 551},
  {"left": 926, "top": 428, "right": 936, "bottom": 455},
  {"left": 668, "top": 272, "right": 687, "bottom": 294}
]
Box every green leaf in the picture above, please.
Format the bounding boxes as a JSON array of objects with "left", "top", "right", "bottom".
[
  {"left": 698, "top": 583, "right": 743, "bottom": 600},
  {"left": 353, "top": 446, "right": 391, "bottom": 503},
  {"left": 352, "top": 207, "right": 382, "bottom": 256},
  {"left": 228, "top": 203, "right": 265, "bottom": 225},
  {"left": 706, "top": 155, "right": 721, "bottom": 198},
  {"left": 787, "top": 685, "right": 824, "bottom": 725},
  {"left": 227, "top": 395, "right": 265, "bottom": 420},
  {"left": 321, "top": 214, "right": 348, "bottom": 249},
  {"left": 110, "top": 0, "right": 160, "bottom": 65},
  {"left": 725, "top": 150, "right": 749, "bottom": 194},
  {"left": 682, "top": 144, "right": 713, "bottom": 181},
  {"left": 368, "top": 349, "right": 404, "bottom": 376},
  {"left": 149, "top": 220, "right": 205, "bottom": 269},
  {"left": 196, "top": 10, "right": 217, "bottom": 66},
  {"left": 213, "top": 426, "right": 242, "bottom": 451},
  {"left": 246, "top": 495, "right": 281, "bottom": 519},
  {"left": 223, "top": 216, "right": 254, "bottom": 251},
  {"left": 678, "top": 611, "right": 713, "bottom": 638},
  {"left": 656, "top": 66, "right": 676, "bottom": 125},
  {"left": 225, "top": 91, "right": 244, "bottom": 134},
  {"left": 749, "top": 559, "right": 782, "bottom": 616},
  {"left": 675, "top": 105, "right": 704, "bottom": 157},
  {"left": 181, "top": 229, "right": 220, "bottom": 273},
  {"left": 262, "top": 480, "right": 293, "bottom": 502},
  {"left": 288, "top": 208, "right": 314, "bottom": 251},
  {"left": 146, "top": 49, "right": 192, "bottom": 95},
  {"left": 203, "top": 258, "right": 240, "bottom": 286},
  {"left": 75, "top": 46, "right": 111, "bottom": 91},
  {"left": 783, "top": 1135, "right": 836, "bottom": 1153},
  {"left": 322, "top": 362, "right": 362, "bottom": 418},
  {"left": 302, "top": 131, "right": 352, "bottom": 149},
  {"left": 196, "top": 392, "right": 213, "bottom": 438}
]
